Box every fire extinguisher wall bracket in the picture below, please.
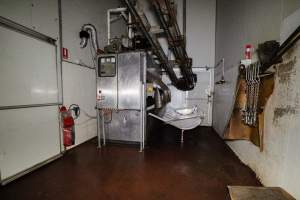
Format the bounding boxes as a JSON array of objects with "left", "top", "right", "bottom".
[{"left": 69, "top": 104, "right": 80, "bottom": 119}]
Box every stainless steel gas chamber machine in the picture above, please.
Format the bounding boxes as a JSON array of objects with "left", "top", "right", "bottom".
[{"left": 96, "top": 51, "right": 153, "bottom": 151}]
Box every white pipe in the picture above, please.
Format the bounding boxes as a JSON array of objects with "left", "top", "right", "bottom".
[
  {"left": 107, "top": 10, "right": 111, "bottom": 45},
  {"left": 107, "top": 7, "right": 127, "bottom": 45},
  {"left": 120, "top": 11, "right": 128, "bottom": 21},
  {"left": 222, "top": 58, "right": 225, "bottom": 78},
  {"left": 107, "top": 7, "right": 127, "bottom": 13},
  {"left": 128, "top": 13, "right": 133, "bottom": 39},
  {"left": 110, "top": 16, "right": 122, "bottom": 23}
]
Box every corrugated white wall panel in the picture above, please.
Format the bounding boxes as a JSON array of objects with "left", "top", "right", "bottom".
[
  {"left": 0, "top": 26, "right": 58, "bottom": 107},
  {"left": 0, "top": 0, "right": 61, "bottom": 182},
  {"left": 0, "top": 0, "right": 59, "bottom": 39},
  {"left": 0, "top": 106, "right": 61, "bottom": 180}
]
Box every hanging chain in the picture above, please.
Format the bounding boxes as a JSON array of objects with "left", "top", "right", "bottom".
[{"left": 243, "top": 62, "right": 260, "bottom": 127}]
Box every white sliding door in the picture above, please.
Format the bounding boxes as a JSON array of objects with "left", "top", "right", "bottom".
[{"left": 0, "top": 23, "right": 61, "bottom": 183}]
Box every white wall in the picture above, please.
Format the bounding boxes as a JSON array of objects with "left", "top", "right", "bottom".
[
  {"left": 186, "top": 0, "right": 215, "bottom": 125},
  {"left": 0, "top": 0, "right": 62, "bottom": 101},
  {"left": 0, "top": 0, "right": 59, "bottom": 39},
  {"left": 0, "top": 0, "right": 62, "bottom": 181},
  {"left": 61, "top": 0, "right": 126, "bottom": 68},
  {"left": 0, "top": 0, "right": 127, "bottom": 149},
  {"left": 62, "top": 62, "right": 97, "bottom": 146},
  {"left": 0, "top": 107, "right": 61, "bottom": 180},
  {"left": 213, "top": 0, "right": 300, "bottom": 135},
  {"left": 186, "top": 0, "right": 215, "bottom": 69},
  {"left": 214, "top": 0, "right": 300, "bottom": 198},
  {"left": 61, "top": 0, "right": 126, "bottom": 146},
  {"left": 0, "top": 0, "right": 127, "bottom": 182},
  {"left": 228, "top": 35, "right": 300, "bottom": 199}
]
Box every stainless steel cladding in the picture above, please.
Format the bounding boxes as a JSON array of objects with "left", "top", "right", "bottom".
[
  {"left": 118, "top": 52, "right": 145, "bottom": 110},
  {"left": 97, "top": 52, "right": 146, "bottom": 110},
  {"left": 104, "top": 110, "right": 142, "bottom": 142},
  {"left": 97, "top": 54, "right": 118, "bottom": 109},
  {"left": 96, "top": 51, "right": 147, "bottom": 149}
]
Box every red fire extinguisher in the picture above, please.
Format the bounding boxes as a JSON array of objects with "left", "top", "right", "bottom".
[
  {"left": 245, "top": 44, "right": 252, "bottom": 60},
  {"left": 59, "top": 106, "right": 77, "bottom": 147}
]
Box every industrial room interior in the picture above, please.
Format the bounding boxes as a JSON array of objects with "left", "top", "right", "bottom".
[{"left": 0, "top": 0, "right": 300, "bottom": 199}]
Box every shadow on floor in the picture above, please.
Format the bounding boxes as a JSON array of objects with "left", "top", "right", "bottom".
[{"left": 0, "top": 126, "right": 261, "bottom": 200}]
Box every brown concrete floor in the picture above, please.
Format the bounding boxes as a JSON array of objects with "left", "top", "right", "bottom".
[{"left": 0, "top": 126, "right": 261, "bottom": 200}]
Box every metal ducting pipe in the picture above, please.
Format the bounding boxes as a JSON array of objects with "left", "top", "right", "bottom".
[
  {"left": 147, "top": 70, "right": 171, "bottom": 106},
  {"left": 154, "top": 88, "right": 163, "bottom": 109},
  {"left": 123, "top": 0, "right": 195, "bottom": 91},
  {"left": 79, "top": 24, "right": 99, "bottom": 51},
  {"left": 152, "top": 0, "right": 195, "bottom": 90}
]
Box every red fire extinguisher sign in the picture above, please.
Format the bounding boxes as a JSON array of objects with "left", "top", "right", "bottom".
[
  {"left": 245, "top": 44, "right": 252, "bottom": 60},
  {"left": 62, "top": 47, "right": 69, "bottom": 59}
]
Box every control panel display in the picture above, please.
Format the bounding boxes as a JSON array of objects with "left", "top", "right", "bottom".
[{"left": 98, "top": 56, "right": 116, "bottom": 77}]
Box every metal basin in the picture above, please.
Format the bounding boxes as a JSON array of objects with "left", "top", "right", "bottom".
[{"left": 175, "top": 107, "right": 196, "bottom": 115}]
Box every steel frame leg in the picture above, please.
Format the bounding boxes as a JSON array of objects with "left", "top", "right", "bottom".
[
  {"left": 101, "top": 110, "right": 106, "bottom": 146},
  {"left": 96, "top": 109, "right": 101, "bottom": 148}
]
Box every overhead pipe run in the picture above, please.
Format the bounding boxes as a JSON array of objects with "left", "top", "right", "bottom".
[
  {"left": 123, "top": 0, "right": 195, "bottom": 91},
  {"left": 107, "top": 7, "right": 128, "bottom": 45}
]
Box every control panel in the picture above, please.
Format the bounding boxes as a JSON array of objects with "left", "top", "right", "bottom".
[{"left": 98, "top": 56, "right": 117, "bottom": 77}]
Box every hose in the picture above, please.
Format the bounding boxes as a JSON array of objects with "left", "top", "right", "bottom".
[{"left": 79, "top": 24, "right": 99, "bottom": 52}]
